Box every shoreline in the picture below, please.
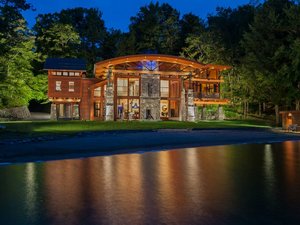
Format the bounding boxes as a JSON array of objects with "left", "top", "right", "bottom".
[{"left": 0, "top": 128, "right": 299, "bottom": 164}]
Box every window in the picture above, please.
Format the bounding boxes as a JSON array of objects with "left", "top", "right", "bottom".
[
  {"left": 63, "top": 72, "right": 68, "bottom": 76},
  {"left": 144, "top": 60, "right": 158, "bottom": 71},
  {"left": 117, "top": 78, "right": 128, "bottom": 96},
  {"left": 94, "top": 102, "right": 101, "bottom": 117},
  {"left": 160, "top": 80, "right": 169, "bottom": 97},
  {"left": 69, "top": 72, "right": 75, "bottom": 76},
  {"left": 73, "top": 104, "right": 79, "bottom": 119},
  {"left": 51, "top": 71, "right": 56, "bottom": 75},
  {"left": 74, "top": 72, "right": 80, "bottom": 76},
  {"left": 57, "top": 71, "right": 62, "bottom": 76},
  {"left": 129, "top": 99, "right": 139, "bottom": 120},
  {"left": 129, "top": 78, "right": 139, "bottom": 96},
  {"left": 94, "top": 87, "right": 101, "bottom": 97},
  {"left": 160, "top": 100, "right": 169, "bottom": 117},
  {"left": 117, "top": 99, "right": 128, "bottom": 119},
  {"left": 69, "top": 81, "right": 74, "bottom": 92},
  {"left": 56, "top": 81, "right": 61, "bottom": 91}
]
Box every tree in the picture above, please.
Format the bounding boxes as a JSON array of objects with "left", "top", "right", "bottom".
[
  {"left": 36, "top": 23, "right": 80, "bottom": 58},
  {"left": 0, "top": 0, "right": 31, "bottom": 54},
  {"left": 242, "top": 0, "right": 296, "bottom": 124},
  {"left": 179, "top": 13, "right": 205, "bottom": 49},
  {"left": 34, "top": 7, "right": 107, "bottom": 74},
  {"left": 128, "top": 2, "right": 181, "bottom": 54},
  {"left": 101, "top": 29, "right": 125, "bottom": 59},
  {"left": 181, "top": 32, "right": 226, "bottom": 64},
  {"left": 0, "top": 36, "right": 47, "bottom": 108},
  {"left": 207, "top": 5, "right": 255, "bottom": 64},
  {"left": 0, "top": 1, "right": 47, "bottom": 109}
]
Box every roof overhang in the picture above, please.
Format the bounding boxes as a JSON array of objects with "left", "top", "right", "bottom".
[{"left": 94, "top": 54, "right": 231, "bottom": 78}]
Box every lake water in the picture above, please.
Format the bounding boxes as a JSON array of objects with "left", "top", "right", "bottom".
[{"left": 1, "top": 141, "right": 300, "bottom": 225}]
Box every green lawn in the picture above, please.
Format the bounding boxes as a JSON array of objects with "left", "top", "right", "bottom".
[{"left": 0, "top": 119, "right": 273, "bottom": 141}]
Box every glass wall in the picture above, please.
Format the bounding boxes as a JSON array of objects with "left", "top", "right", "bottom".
[
  {"left": 116, "top": 77, "right": 140, "bottom": 120},
  {"left": 129, "top": 78, "right": 139, "bottom": 96},
  {"left": 160, "top": 80, "right": 169, "bottom": 97},
  {"left": 57, "top": 103, "right": 79, "bottom": 119},
  {"left": 117, "top": 78, "right": 128, "bottom": 96}
]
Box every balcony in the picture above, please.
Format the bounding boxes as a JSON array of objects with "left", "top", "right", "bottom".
[{"left": 193, "top": 92, "right": 220, "bottom": 99}]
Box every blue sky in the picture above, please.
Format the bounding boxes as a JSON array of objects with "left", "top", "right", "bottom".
[{"left": 23, "top": 0, "right": 251, "bottom": 31}]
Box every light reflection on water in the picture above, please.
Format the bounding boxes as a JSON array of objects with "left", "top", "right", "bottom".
[{"left": 0, "top": 141, "right": 300, "bottom": 225}]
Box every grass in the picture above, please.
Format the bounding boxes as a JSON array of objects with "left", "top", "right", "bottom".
[{"left": 0, "top": 119, "right": 273, "bottom": 141}]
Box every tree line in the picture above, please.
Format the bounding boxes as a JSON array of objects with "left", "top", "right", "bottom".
[{"left": 0, "top": 0, "right": 299, "bottom": 124}]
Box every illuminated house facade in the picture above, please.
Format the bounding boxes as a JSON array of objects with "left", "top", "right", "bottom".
[{"left": 45, "top": 54, "right": 231, "bottom": 121}]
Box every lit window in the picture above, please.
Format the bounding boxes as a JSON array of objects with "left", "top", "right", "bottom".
[
  {"left": 94, "top": 87, "right": 101, "bottom": 97},
  {"left": 57, "top": 71, "right": 62, "bottom": 76},
  {"left": 69, "top": 72, "right": 75, "bottom": 76},
  {"left": 129, "top": 78, "right": 139, "bottom": 96},
  {"left": 63, "top": 72, "right": 68, "bottom": 76},
  {"left": 160, "top": 80, "right": 169, "bottom": 97},
  {"left": 51, "top": 71, "right": 56, "bottom": 75},
  {"left": 74, "top": 72, "right": 80, "bottom": 76},
  {"left": 56, "top": 81, "right": 62, "bottom": 91},
  {"left": 144, "top": 61, "right": 158, "bottom": 71},
  {"left": 117, "top": 78, "right": 128, "bottom": 96},
  {"left": 69, "top": 81, "right": 74, "bottom": 92}
]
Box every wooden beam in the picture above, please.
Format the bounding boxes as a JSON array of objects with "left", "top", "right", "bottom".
[
  {"left": 97, "top": 69, "right": 194, "bottom": 77},
  {"left": 94, "top": 54, "right": 232, "bottom": 77},
  {"left": 194, "top": 99, "right": 229, "bottom": 105},
  {"left": 192, "top": 78, "right": 225, "bottom": 83}
]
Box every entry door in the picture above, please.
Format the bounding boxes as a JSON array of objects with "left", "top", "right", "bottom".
[{"left": 170, "top": 100, "right": 179, "bottom": 117}]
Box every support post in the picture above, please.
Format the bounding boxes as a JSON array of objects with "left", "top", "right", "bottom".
[
  {"left": 105, "top": 68, "right": 114, "bottom": 121},
  {"left": 187, "top": 89, "right": 195, "bottom": 122},
  {"left": 179, "top": 82, "right": 186, "bottom": 121},
  {"left": 50, "top": 103, "right": 57, "bottom": 120},
  {"left": 217, "top": 105, "right": 225, "bottom": 120},
  {"left": 201, "top": 105, "right": 206, "bottom": 120}
]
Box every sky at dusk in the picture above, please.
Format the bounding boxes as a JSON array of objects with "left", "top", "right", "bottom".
[{"left": 23, "top": 0, "right": 251, "bottom": 31}]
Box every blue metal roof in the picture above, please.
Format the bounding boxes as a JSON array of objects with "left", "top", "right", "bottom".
[{"left": 44, "top": 58, "right": 86, "bottom": 71}]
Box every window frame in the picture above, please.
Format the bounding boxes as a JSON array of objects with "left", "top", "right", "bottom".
[
  {"left": 68, "top": 81, "right": 74, "bottom": 92},
  {"left": 55, "top": 81, "right": 62, "bottom": 91}
]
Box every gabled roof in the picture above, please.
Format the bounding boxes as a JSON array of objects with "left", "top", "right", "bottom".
[{"left": 44, "top": 58, "right": 86, "bottom": 71}]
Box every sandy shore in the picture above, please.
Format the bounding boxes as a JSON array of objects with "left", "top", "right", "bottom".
[{"left": 1, "top": 128, "right": 300, "bottom": 164}]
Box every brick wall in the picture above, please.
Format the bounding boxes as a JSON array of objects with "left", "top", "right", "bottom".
[
  {"left": 80, "top": 79, "right": 99, "bottom": 120},
  {"left": 48, "top": 76, "right": 82, "bottom": 98}
]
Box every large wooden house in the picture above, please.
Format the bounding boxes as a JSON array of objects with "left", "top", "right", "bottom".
[{"left": 45, "top": 54, "right": 231, "bottom": 121}]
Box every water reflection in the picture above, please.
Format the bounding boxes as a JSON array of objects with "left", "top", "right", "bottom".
[
  {"left": 25, "top": 163, "right": 37, "bottom": 222},
  {"left": 1, "top": 141, "right": 300, "bottom": 225}
]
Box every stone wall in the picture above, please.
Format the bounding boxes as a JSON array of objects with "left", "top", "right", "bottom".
[
  {"left": 0, "top": 106, "right": 31, "bottom": 120},
  {"left": 187, "top": 89, "right": 195, "bottom": 122},
  {"left": 50, "top": 104, "right": 57, "bottom": 120},
  {"left": 140, "top": 74, "right": 161, "bottom": 120},
  {"left": 105, "top": 83, "right": 114, "bottom": 121}
]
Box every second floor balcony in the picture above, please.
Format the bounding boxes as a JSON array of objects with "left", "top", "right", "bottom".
[{"left": 194, "top": 92, "right": 220, "bottom": 99}]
